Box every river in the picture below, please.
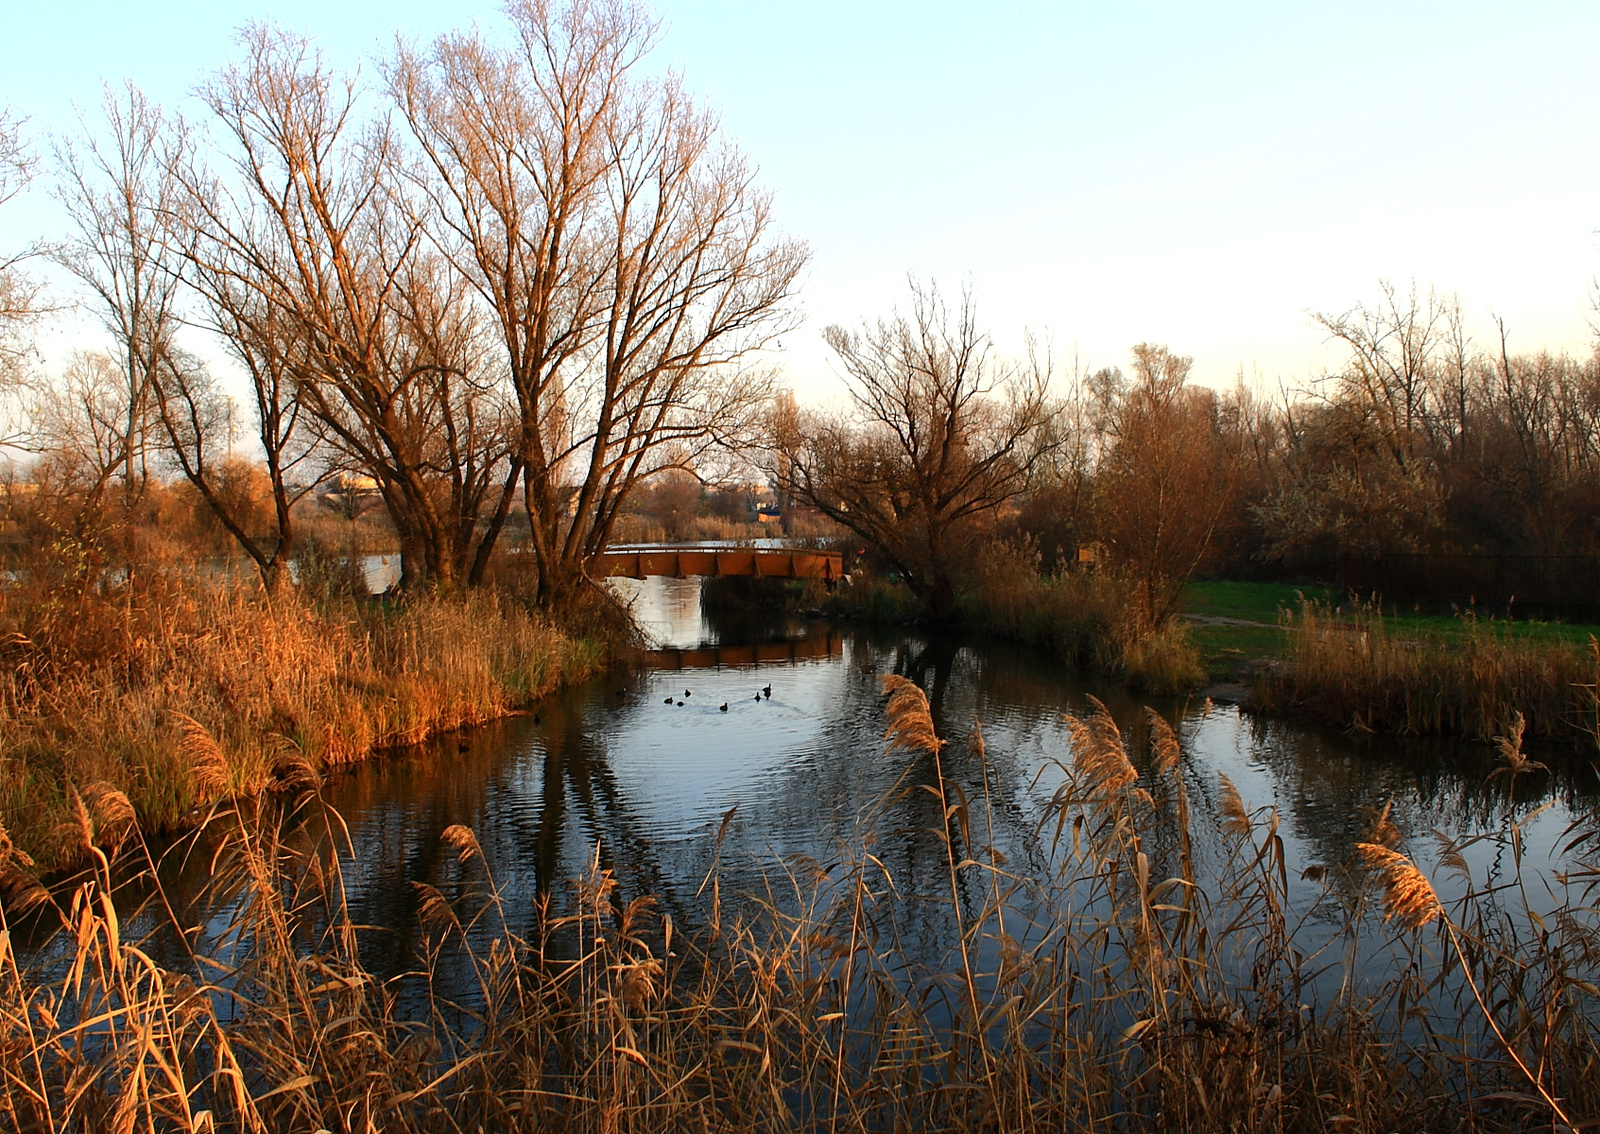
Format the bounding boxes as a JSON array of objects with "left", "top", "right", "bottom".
[{"left": 287, "top": 575, "right": 1598, "bottom": 993}]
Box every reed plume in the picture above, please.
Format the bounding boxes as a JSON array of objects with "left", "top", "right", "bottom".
[
  {"left": 1065, "top": 695, "right": 1137, "bottom": 797},
  {"left": 1355, "top": 842, "right": 1443, "bottom": 931},
  {"left": 1359, "top": 799, "right": 1401, "bottom": 849},
  {"left": 269, "top": 739, "right": 321, "bottom": 798},
  {"left": 174, "top": 712, "right": 231, "bottom": 802},
  {"left": 879, "top": 674, "right": 943, "bottom": 755},
  {"left": 1217, "top": 773, "right": 1250, "bottom": 838},
  {"left": 0, "top": 816, "right": 32, "bottom": 871},
  {"left": 59, "top": 784, "right": 95, "bottom": 857},
  {"left": 1146, "top": 707, "right": 1181, "bottom": 780},
  {"left": 441, "top": 823, "right": 485, "bottom": 867},
  {"left": 1488, "top": 709, "right": 1548, "bottom": 781},
  {"left": 81, "top": 782, "right": 136, "bottom": 854}
]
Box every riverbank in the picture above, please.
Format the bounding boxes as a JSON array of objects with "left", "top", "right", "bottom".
[
  {"left": 798, "top": 562, "right": 1206, "bottom": 695},
  {"left": 0, "top": 574, "right": 621, "bottom": 874},
  {"left": 795, "top": 569, "right": 1600, "bottom": 745},
  {"left": 1176, "top": 582, "right": 1600, "bottom": 743}
]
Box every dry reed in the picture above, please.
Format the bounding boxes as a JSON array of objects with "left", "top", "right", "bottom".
[
  {"left": 0, "top": 572, "right": 613, "bottom": 872},
  {"left": 1256, "top": 598, "right": 1600, "bottom": 743}
]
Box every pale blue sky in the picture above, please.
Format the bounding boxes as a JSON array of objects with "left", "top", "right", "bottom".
[{"left": 4, "top": 1, "right": 1597, "bottom": 395}]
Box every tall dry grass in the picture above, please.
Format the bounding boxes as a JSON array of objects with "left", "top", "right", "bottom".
[
  {"left": 824, "top": 538, "right": 1205, "bottom": 692},
  {"left": 0, "top": 571, "right": 612, "bottom": 872},
  {"left": 4, "top": 684, "right": 1594, "bottom": 1131},
  {"left": 964, "top": 540, "right": 1205, "bottom": 692},
  {"left": 1256, "top": 599, "right": 1600, "bottom": 743}
]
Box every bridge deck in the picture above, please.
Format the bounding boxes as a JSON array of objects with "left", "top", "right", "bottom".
[{"left": 594, "top": 546, "right": 843, "bottom": 581}]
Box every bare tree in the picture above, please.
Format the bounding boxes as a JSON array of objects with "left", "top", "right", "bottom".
[
  {"left": 148, "top": 325, "right": 320, "bottom": 590},
  {"left": 388, "top": 0, "right": 806, "bottom": 608},
  {"left": 0, "top": 108, "right": 44, "bottom": 406},
  {"left": 52, "top": 84, "right": 183, "bottom": 498},
  {"left": 771, "top": 283, "right": 1054, "bottom": 621},
  {"left": 29, "top": 350, "right": 137, "bottom": 514},
  {"left": 176, "top": 25, "right": 519, "bottom": 591},
  {"left": 1313, "top": 280, "right": 1451, "bottom": 485}
]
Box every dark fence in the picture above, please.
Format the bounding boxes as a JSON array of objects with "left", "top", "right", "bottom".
[{"left": 1340, "top": 553, "right": 1600, "bottom": 619}]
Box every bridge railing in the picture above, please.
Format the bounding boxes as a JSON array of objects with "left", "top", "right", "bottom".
[{"left": 593, "top": 544, "right": 844, "bottom": 581}]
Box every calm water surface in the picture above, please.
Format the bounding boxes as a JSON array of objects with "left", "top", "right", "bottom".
[{"left": 310, "top": 576, "right": 1598, "bottom": 982}]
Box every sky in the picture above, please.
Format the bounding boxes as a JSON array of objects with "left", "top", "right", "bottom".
[{"left": 3, "top": 0, "right": 1598, "bottom": 399}]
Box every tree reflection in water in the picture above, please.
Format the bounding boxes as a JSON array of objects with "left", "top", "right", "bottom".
[{"left": 141, "top": 578, "right": 1595, "bottom": 1010}]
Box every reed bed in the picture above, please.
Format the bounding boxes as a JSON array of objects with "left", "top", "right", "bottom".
[
  {"left": 3, "top": 684, "right": 1595, "bottom": 1131},
  {"left": 1256, "top": 599, "right": 1600, "bottom": 743},
  {"left": 963, "top": 543, "right": 1204, "bottom": 692},
  {"left": 0, "top": 573, "right": 612, "bottom": 872},
  {"left": 826, "top": 541, "right": 1206, "bottom": 693}
]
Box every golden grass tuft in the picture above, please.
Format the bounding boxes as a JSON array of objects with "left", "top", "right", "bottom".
[
  {"left": 1355, "top": 842, "right": 1444, "bottom": 931},
  {"left": 879, "top": 674, "right": 944, "bottom": 755},
  {"left": 1065, "top": 695, "right": 1137, "bottom": 798}
]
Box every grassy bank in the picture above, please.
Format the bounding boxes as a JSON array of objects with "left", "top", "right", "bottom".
[
  {"left": 0, "top": 573, "right": 617, "bottom": 872},
  {"left": 3, "top": 682, "right": 1595, "bottom": 1131},
  {"left": 1255, "top": 599, "right": 1600, "bottom": 743},
  {"left": 1175, "top": 583, "right": 1600, "bottom": 743},
  {"left": 1181, "top": 581, "right": 1600, "bottom": 678}
]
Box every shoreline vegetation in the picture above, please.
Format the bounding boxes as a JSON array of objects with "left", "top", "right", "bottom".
[
  {"left": 9, "top": 548, "right": 1596, "bottom": 879},
  {"left": 751, "top": 557, "right": 1600, "bottom": 747},
  {"left": 0, "top": 566, "right": 623, "bottom": 876},
  {"left": 3, "top": 679, "right": 1594, "bottom": 1132}
]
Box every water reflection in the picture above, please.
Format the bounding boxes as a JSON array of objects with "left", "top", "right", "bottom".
[{"left": 306, "top": 577, "right": 1597, "bottom": 986}]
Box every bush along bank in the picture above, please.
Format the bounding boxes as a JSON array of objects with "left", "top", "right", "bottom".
[{"left": 808, "top": 551, "right": 1206, "bottom": 697}]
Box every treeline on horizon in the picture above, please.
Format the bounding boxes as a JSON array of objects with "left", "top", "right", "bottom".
[
  {"left": 1012, "top": 281, "right": 1600, "bottom": 587},
  {"left": 0, "top": 1, "right": 1597, "bottom": 626}
]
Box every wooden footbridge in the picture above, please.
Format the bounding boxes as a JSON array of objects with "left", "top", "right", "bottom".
[{"left": 593, "top": 544, "right": 844, "bottom": 582}]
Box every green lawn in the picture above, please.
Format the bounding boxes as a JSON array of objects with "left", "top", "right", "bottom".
[
  {"left": 1181, "top": 581, "right": 1333, "bottom": 625},
  {"left": 1180, "top": 579, "right": 1600, "bottom": 681}
]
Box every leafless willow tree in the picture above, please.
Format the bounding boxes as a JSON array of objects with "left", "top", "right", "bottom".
[
  {"left": 173, "top": 25, "right": 519, "bottom": 591},
  {"left": 770, "top": 283, "right": 1055, "bottom": 621},
  {"left": 388, "top": 0, "right": 806, "bottom": 606}
]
